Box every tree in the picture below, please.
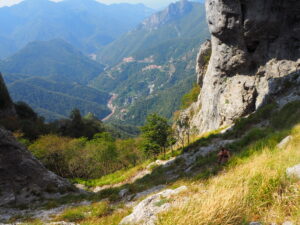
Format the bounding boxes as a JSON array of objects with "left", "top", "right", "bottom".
[
  {"left": 141, "top": 113, "right": 172, "bottom": 158},
  {"left": 67, "top": 108, "right": 85, "bottom": 138},
  {"left": 176, "top": 115, "right": 191, "bottom": 147},
  {"left": 167, "top": 133, "right": 177, "bottom": 156}
]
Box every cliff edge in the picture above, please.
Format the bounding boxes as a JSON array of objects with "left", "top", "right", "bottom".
[{"left": 185, "top": 0, "right": 300, "bottom": 134}]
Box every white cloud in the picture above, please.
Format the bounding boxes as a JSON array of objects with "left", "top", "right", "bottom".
[
  {"left": 0, "top": 0, "right": 177, "bottom": 9},
  {"left": 0, "top": 0, "right": 23, "bottom": 7}
]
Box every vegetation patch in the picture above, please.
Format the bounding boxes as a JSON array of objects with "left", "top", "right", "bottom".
[
  {"left": 155, "top": 197, "right": 170, "bottom": 207},
  {"left": 73, "top": 162, "right": 149, "bottom": 188},
  {"left": 180, "top": 83, "right": 201, "bottom": 110}
]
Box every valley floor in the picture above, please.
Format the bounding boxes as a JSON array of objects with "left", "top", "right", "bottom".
[{"left": 102, "top": 93, "right": 118, "bottom": 122}]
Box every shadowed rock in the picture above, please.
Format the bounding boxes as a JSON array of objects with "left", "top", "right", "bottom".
[
  {"left": 0, "top": 73, "right": 16, "bottom": 118},
  {"left": 0, "top": 128, "right": 76, "bottom": 206}
]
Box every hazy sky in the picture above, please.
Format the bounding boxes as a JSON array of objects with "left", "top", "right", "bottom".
[{"left": 0, "top": 0, "right": 178, "bottom": 9}]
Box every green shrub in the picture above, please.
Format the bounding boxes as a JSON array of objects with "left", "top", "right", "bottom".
[
  {"left": 29, "top": 134, "right": 145, "bottom": 179},
  {"left": 180, "top": 84, "right": 201, "bottom": 110}
]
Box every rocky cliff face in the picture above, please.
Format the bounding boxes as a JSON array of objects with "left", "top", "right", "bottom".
[
  {"left": 0, "top": 76, "right": 75, "bottom": 206},
  {"left": 141, "top": 0, "right": 193, "bottom": 30},
  {"left": 184, "top": 0, "right": 300, "bottom": 134}
]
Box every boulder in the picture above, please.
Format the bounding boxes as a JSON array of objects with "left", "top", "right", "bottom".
[
  {"left": 120, "top": 186, "right": 187, "bottom": 225},
  {"left": 283, "top": 222, "right": 294, "bottom": 225},
  {"left": 119, "top": 188, "right": 129, "bottom": 198},
  {"left": 277, "top": 136, "right": 293, "bottom": 149},
  {"left": 0, "top": 128, "right": 76, "bottom": 206},
  {"left": 286, "top": 164, "right": 300, "bottom": 179}
]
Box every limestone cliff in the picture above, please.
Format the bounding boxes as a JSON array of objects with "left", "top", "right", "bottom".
[
  {"left": 0, "top": 75, "right": 76, "bottom": 206},
  {"left": 184, "top": 0, "right": 300, "bottom": 134}
]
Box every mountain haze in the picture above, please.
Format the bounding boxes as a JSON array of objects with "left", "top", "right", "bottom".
[
  {"left": 0, "top": 0, "right": 154, "bottom": 58},
  {"left": 0, "top": 39, "right": 105, "bottom": 84},
  {"left": 98, "top": 0, "right": 208, "bottom": 65}
]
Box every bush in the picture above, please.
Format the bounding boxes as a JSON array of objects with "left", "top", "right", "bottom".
[
  {"left": 180, "top": 83, "right": 201, "bottom": 110},
  {"left": 29, "top": 134, "right": 145, "bottom": 179}
]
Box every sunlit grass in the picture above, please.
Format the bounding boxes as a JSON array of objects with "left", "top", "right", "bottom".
[
  {"left": 41, "top": 101, "right": 300, "bottom": 224},
  {"left": 158, "top": 124, "right": 300, "bottom": 225},
  {"left": 72, "top": 161, "right": 150, "bottom": 188}
]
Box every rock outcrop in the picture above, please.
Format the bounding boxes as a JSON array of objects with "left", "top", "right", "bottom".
[
  {"left": 185, "top": 0, "right": 300, "bottom": 134},
  {"left": 0, "top": 76, "right": 75, "bottom": 206},
  {"left": 286, "top": 164, "right": 300, "bottom": 180},
  {"left": 277, "top": 135, "right": 293, "bottom": 149},
  {"left": 0, "top": 73, "right": 16, "bottom": 118},
  {"left": 0, "top": 128, "right": 75, "bottom": 206},
  {"left": 141, "top": 0, "right": 193, "bottom": 30},
  {"left": 196, "top": 39, "right": 211, "bottom": 86},
  {"left": 120, "top": 186, "right": 187, "bottom": 225}
]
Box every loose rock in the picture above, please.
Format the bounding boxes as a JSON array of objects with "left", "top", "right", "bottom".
[
  {"left": 286, "top": 164, "right": 300, "bottom": 179},
  {"left": 120, "top": 186, "right": 187, "bottom": 225},
  {"left": 277, "top": 136, "right": 293, "bottom": 149},
  {"left": 283, "top": 222, "right": 294, "bottom": 225}
]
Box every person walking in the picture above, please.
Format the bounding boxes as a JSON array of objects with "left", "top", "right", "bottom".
[{"left": 217, "top": 147, "right": 230, "bottom": 165}]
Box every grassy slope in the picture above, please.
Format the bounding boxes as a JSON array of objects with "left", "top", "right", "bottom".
[
  {"left": 159, "top": 126, "right": 300, "bottom": 225},
  {"left": 18, "top": 101, "right": 300, "bottom": 225}
]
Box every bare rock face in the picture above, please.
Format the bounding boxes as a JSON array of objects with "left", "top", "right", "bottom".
[
  {"left": 187, "top": 0, "right": 300, "bottom": 133},
  {"left": 196, "top": 39, "right": 211, "bottom": 86},
  {"left": 120, "top": 186, "right": 187, "bottom": 225},
  {"left": 0, "top": 73, "right": 16, "bottom": 118},
  {"left": 0, "top": 128, "right": 75, "bottom": 206},
  {"left": 141, "top": 0, "right": 193, "bottom": 30}
]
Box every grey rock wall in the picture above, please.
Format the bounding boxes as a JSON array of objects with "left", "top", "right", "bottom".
[{"left": 186, "top": 0, "right": 300, "bottom": 133}]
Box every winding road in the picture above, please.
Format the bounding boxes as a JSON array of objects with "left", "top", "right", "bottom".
[{"left": 102, "top": 93, "right": 118, "bottom": 121}]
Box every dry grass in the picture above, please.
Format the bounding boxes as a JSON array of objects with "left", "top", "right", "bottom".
[{"left": 158, "top": 125, "right": 300, "bottom": 225}]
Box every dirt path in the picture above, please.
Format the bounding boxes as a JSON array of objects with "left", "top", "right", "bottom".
[{"left": 102, "top": 93, "right": 118, "bottom": 121}]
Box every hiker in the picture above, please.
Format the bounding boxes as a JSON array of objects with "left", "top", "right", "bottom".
[{"left": 217, "top": 147, "right": 230, "bottom": 165}]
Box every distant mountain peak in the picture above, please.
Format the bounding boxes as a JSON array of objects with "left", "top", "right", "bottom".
[{"left": 141, "top": 0, "right": 193, "bottom": 29}]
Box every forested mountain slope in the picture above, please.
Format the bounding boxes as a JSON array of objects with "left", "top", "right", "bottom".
[
  {"left": 0, "top": 39, "right": 104, "bottom": 84},
  {"left": 0, "top": 40, "right": 111, "bottom": 120},
  {"left": 92, "top": 0, "right": 209, "bottom": 126},
  {"left": 98, "top": 0, "right": 208, "bottom": 66},
  {"left": 0, "top": 0, "right": 154, "bottom": 58}
]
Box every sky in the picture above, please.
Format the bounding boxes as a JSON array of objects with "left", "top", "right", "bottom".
[{"left": 0, "top": 0, "right": 178, "bottom": 9}]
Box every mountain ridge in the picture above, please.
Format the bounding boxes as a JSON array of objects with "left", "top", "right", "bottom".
[
  {"left": 0, "top": 0, "right": 154, "bottom": 58},
  {"left": 0, "top": 39, "right": 105, "bottom": 84}
]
